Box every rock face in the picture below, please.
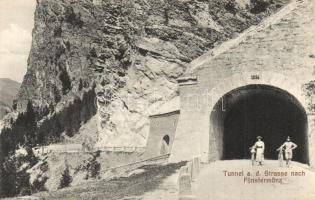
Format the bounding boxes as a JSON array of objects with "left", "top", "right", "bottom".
[
  {"left": 5, "top": 0, "right": 290, "bottom": 148},
  {"left": 0, "top": 78, "right": 20, "bottom": 119}
]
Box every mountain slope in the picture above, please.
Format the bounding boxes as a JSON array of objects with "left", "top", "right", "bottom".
[{"left": 0, "top": 78, "right": 20, "bottom": 119}]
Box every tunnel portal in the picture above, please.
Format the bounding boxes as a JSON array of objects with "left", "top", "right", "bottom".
[{"left": 210, "top": 85, "right": 309, "bottom": 164}]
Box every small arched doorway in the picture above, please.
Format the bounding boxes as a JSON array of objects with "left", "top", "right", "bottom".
[
  {"left": 210, "top": 84, "right": 309, "bottom": 164},
  {"left": 160, "top": 135, "right": 170, "bottom": 155}
]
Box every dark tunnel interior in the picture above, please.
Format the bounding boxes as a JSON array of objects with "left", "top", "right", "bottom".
[{"left": 210, "top": 85, "right": 309, "bottom": 164}]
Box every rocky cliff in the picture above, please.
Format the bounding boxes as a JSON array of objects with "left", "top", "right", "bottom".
[{"left": 3, "top": 0, "right": 290, "bottom": 151}]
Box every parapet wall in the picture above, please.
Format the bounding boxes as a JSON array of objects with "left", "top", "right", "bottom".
[{"left": 32, "top": 144, "right": 145, "bottom": 157}]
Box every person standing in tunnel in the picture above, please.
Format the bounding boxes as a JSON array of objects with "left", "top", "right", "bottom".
[
  {"left": 249, "top": 146, "right": 256, "bottom": 166},
  {"left": 250, "top": 136, "right": 265, "bottom": 166},
  {"left": 277, "top": 136, "right": 297, "bottom": 167}
]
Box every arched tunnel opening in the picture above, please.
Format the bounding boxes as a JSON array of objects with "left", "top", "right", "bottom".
[{"left": 210, "top": 85, "right": 309, "bottom": 164}]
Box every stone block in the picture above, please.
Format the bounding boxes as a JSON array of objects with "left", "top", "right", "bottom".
[
  {"left": 187, "top": 161, "right": 193, "bottom": 179},
  {"left": 178, "top": 173, "right": 192, "bottom": 196},
  {"left": 179, "top": 166, "right": 188, "bottom": 178},
  {"left": 192, "top": 157, "right": 201, "bottom": 179}
]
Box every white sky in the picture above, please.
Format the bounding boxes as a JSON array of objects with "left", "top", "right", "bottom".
[{"left": 0, "top": 0, "right": 36, "bottom": 83}]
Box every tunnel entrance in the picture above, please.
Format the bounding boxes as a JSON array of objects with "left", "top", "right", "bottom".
[{"left": 210, "top": 85, "right": 309, "bottom": 164}]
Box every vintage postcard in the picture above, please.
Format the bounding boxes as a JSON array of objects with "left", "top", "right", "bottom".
[{"left": 0, "top": 0, "right": 315, "bottom": 199}]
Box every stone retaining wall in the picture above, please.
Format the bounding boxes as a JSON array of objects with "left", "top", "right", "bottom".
[{"left": 177, "top": 156, "right": 201, "bottom": 200}]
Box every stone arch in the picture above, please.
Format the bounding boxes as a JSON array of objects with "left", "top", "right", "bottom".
[
  {"left": 170, "top": 72, "right": 315, "bottom": 166},
  {"left": 208, "top": 72, "right": 308, "bottom": 113},
  {"left": 162, "top": 135, "right": 170, "bottom": 145},
  {"left": 160, "top": 135, "right": 170, "bottom": 155},
  {"left": 208, "top": 72, "right": 310, "bottom": 164}
]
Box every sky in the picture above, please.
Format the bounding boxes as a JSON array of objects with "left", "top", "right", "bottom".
[{"left": 0, "top": 0, "right": 36, "bottom": 83}]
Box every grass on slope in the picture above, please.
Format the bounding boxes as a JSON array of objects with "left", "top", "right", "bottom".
[{"left": 33, "top": 162, "right": 186, "bottom": 200}]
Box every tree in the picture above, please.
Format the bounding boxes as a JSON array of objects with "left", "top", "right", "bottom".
[
  {"left": 53, "top": 85, "right": 61, "bottom": 103},
  {"left": 58, "top": 164, "right": 72, "bottom": 189},
  {"left": 86, "top": 152, "right": 101, "bottom": 179},
  {"left": 59, "top": 69, "right": 72, "bottom": 95},
  {"left": 250, "top": 0, "right": 272, "bottom": 13},
  {"left": 24, "top": 101, "right": 37, "bottom": 147},
  {"left": 16, "top": 169, "right": 31, "bottom": 196},
  {"left": 1, "top": 155, "right": 17, "bottom": 197},
  {"left": 12, "top": 100, "right": 17, "bottom": 111},
  {"left": 78, "top": 78, "right": 83, "bottom": 91}
]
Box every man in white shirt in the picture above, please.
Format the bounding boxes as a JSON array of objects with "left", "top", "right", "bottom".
[{"left": 278, "top": 136, "right": 297, "bottom": 167}]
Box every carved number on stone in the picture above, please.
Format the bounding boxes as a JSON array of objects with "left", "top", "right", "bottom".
[{"left": 251, "top": 75, "right": 260, "bottom": 80}]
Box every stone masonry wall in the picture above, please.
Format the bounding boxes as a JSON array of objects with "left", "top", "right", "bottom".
[{"left": 144, "top": 111, "right": 179, "bottom": 159}]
